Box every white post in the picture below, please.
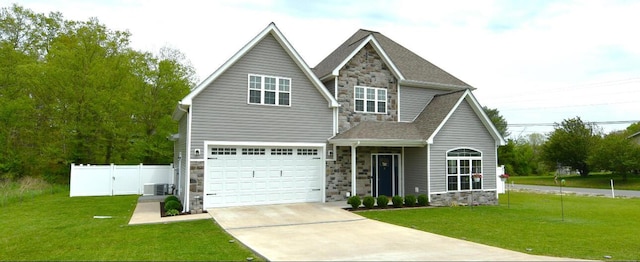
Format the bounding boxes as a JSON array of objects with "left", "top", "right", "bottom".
[
  {"left": 110, "top": 163, "right": 115, "bottom": 196},
  {"left": 351, "top": 144, "right": 358, "bottom": 198},
  {"left": 610, "top": 179, "right": 615, "bottom": 198}
]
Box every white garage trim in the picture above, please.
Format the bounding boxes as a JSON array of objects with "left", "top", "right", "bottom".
[{"left": 203, "top": 141, "right": 326, "bottom": 208}]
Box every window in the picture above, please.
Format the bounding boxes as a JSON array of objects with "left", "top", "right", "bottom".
[
  {"left": 297, "top": 148, "right": 318, "bottom": 155},
  {"left": 247, "top": 74, "right": 291, "bottom": 106},
  {"left": 271, "top": 148, "right": 293, "bottom": 155},
  {"left": 210, "top": 148, "right": 237, "bottom": 155},
  {"left": 242, "top": 148, "right": 266, "bottom": 155},
  {"left": 446, "top": 148, "right": 482, "bottom": 191},
  {"left": 354, "top": 86, "right": 386, "bottom": 113}
]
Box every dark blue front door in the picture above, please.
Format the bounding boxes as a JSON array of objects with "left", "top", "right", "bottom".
[{"left": 375, "top": 155, "right": 397, "bottom": 197}]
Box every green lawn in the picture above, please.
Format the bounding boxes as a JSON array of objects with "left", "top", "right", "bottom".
[
  {"left": 509, "top": 173, "right": 640, "bottom": 190},
  {"left": 0, "top": 190, "right": 260, "bottom": 261},
  {"left": 359, "top": 192, "right": 640, "bottom": 260}
]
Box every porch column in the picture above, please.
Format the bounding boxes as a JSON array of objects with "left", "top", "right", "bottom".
[{"left": 351, "top": 144, "right": 357, "bottom": 197}]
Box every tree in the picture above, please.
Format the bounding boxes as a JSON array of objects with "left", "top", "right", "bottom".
[
  {"left": 541, "top": 117, "right": 599, "bottom": 177},
  {"left": 589, "top": 131, "right": 640, "bottom": 180},
  {"left": 482, "top": 106, "right": 510, "bottom": 138},
  {"left": 0, "top": 4, "right": 194, "bottom": 182},
  {"left": 498, "top": 134, "right": 549, "bottom": 176}
]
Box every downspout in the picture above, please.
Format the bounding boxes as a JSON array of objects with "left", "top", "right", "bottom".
[
  {"left": 427, "top": 143, "right": 431, "bottom": 203},
  {"left": 351, "top": 141, "right": 360, "bottom": 198},
  {"left": 178, "top": 102, "right": 190, "bottom": 212},
  {"left": 334, "top": 76, "right": 339, "bottom": 135}
]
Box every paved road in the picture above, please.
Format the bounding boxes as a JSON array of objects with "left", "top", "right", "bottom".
[{"left": 511, "top": 184, "right": 640, "bottom": 198}]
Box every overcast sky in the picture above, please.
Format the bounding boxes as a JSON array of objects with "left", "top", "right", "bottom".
[{"left": 4, "top": 0, "right": 639, "bottom": 138}]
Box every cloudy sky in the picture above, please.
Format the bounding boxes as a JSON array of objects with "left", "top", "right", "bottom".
[{"left": 4, "top": 0, "right": 639, "bottom": 138}]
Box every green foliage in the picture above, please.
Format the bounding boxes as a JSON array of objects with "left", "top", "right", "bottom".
[
  {"left": 359, "top": 192, "right": 640, "bottom": 261},
  {"left": 376, "top": 195, "right": 389, "bottom": 208},
  {"left": 347, "top": 195, "right": 361, "bottom": 209},
  {"left": 508, "top": 173, "right": 640, "bottom": 190},
  {"left": 164, "top": 195, "right": 180, "bottom": 203},
  {"left": 0, "top": 4, "right": 194, "bottom": 181},
  {"left": 0, "top": 191, "right": 258, "bottom": 260},
  {"left": 482, "top": 106, "right": 509, "bottom": 138},
  {"left": 417, "top": 194, "right": 428, "bottom": 206},
  {"left": 362, "top": 196, "right": 375, "bottom": 209},
  {"left": 391, "top": 195, "right": 403, "bottom": 208},
  {"left": 499, "top": 135, "right": 549, "bottom": 176},
  {"left": 589, "top": 132, "right": 640, "bottom": 180},
  {"left": 542, "top": 117, "right": 599, "bottom": 176},
  {"left": 404, "top": 195, "right": 416, "bottom": 207},
  {"left": 164, "top": 200, "right": 182, "bottom": 212},
  {"left": 165, "top": 209, "right": 179, "bottom": 216}
]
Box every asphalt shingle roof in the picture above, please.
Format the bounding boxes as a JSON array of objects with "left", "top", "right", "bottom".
[
  {"left": 313, "top": 29, "right": 471, "bottom": 87},
  {"left": 331, "top": 90, "right": 466, "bottom": 142}
]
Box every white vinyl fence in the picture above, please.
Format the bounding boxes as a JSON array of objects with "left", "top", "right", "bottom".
[
  {"left": 497, "top": 165, "right": 506, "bottom": 194},
  {"left": 70, "top": 163, "right": 174, "bottom": 197}
]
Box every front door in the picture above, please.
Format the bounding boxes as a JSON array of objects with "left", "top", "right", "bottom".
[{"left": 373, "top": 154, "right": 399, "bottom": 197}]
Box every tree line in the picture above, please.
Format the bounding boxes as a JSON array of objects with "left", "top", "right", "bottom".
[
  {"left": 0, "top": 4, "right": 194, "bottom": 183},
  {"left": 486, "top": 106, "right": 640, "bottom": 180}
]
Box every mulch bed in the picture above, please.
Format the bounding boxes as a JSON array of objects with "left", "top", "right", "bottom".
[
  {"left": 345, "top": 205, "right": 433, "bottom": 212},
  {"left": 159, "top": 202, "right": 206, "bottom": 217}
]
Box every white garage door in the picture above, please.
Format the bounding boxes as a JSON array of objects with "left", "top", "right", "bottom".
[{"left": 204, "top": 145, "right": 324, "bottom": 208}]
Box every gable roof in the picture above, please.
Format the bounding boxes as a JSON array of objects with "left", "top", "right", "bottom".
[
  {"left": 313, "top": 29, "right": 472, "bottom": 89},
  {"left": 330, "top": 89, "right": 506, "bottom": 146},
  {"left": 172, "top": 23, "right": 339, "bottom": 121}
]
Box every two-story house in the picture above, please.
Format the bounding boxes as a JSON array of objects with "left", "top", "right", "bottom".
[{"left": 171, "top": 23, "right": 505, "bottom": 212}]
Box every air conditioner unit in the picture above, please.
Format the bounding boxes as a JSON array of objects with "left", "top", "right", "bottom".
[
  {"left": 143, "top": 183, "right": 171, "bottom": 196},
  {"left": 155, "top": 184, "right": 168, "bottom": 195},
  {"left": 143, "top": 184, "right": 156, "bottom": 196}
]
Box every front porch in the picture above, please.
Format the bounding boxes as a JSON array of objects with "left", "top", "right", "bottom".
[{"left": 326, "top": 146, "right": 405, "bottom": 201}]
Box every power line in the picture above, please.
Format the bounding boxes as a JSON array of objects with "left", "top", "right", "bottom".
[{"left": 509, "top": 120, "right": 640, "bottom": 127}]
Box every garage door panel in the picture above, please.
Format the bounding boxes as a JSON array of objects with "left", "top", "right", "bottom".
[{"left": 204, "top": 145, "right": 324, "bottom": 208}]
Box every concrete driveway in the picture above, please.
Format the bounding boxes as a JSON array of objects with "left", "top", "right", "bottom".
[{"left": 209, "top": 203, "right": 581, "bottom": 261}]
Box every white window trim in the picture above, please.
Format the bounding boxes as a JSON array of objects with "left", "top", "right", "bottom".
[
  {"left": 446, "top": 148, "right": 483, "bottom": 192},
  {"left": 354, "top": 85, "right": 387, "bottom": 114},
  {"left": 247, "top": 74, "right": 292, "bottom": 107}
]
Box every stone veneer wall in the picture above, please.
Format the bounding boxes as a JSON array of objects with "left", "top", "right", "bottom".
[
  {"left": 429, "top": 191, "right": 498, "bottom": 206},
  {"left": 326, "top": 146, "right": 402, "bottom": 201},
  {"left": 189, "top": 161, "right": 204, "bottom": 211},
  {"left": 336, "top": 43, "right": 398, "bottom": 133}
]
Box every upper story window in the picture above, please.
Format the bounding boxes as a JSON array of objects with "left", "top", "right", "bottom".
[
  {"left": 354, "top": 86, "right": 386, "bottom": 113},
  {"left": 248, "top": 74, "right": 291, "bottom": 106}
]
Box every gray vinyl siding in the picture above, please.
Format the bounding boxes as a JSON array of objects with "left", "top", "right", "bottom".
[
  {"left": 324, "top": 77, "right": 336, "bottom": 97},
  {"left": 189, "top": 34, "right": 333, "bottom": 159},
  {"left": 404, "top": 147, "right": 428, "bottom": 195},
  {"left": 429, "top": 99, "right": 498, "bottom": 193},
  {"left": 176, "top": 115, "right": 188, "bottom": 201},
  {"left": 399, "top": 86, "right": 448, "bottom": 122}
]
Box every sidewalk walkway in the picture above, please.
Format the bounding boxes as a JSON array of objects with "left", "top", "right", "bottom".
[{"left": 128, "top": 198, "right": 212, "bottom": 225}]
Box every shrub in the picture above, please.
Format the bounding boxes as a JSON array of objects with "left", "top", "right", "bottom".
[
  {"left": 164, "top": 195, "right": 180, "bottom": 203},
  {"left": 417, "top": 194, "right": 428, "bottom": 206},
  {"left": 165, "top": 209, "right": 179, "bottom": 216},
  {"left": 164, "top": 200, "right": 182, "bottom": 212},
  {"left": 404, "top": 195, "right": 416, "bottom": 207},
  {"left": 392, "top": 195, "right": 403, "bottom": 208},
  {"left": 362, "top": 196, "right": 375, "bottom": 209},
  {"left": 347, "top": 195, "right": 361, "bottom": 209},
  {"left": 376, "top": 195, "right": 389, "bottom": 208}
]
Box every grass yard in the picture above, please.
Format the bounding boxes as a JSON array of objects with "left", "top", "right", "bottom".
[
  {"left": 0, "top": 190, "right": 260, "bottom": 261},
  {"left": 509, "top": 173, "right": 640, "bottom": 190},
  {"left": 359, "top": 191, "right": 640, "bottom": 260}
]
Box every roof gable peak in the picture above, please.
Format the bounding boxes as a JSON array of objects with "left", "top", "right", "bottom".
[{"left": 174, "top": 23, "right": 338, "bottom": 120}]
